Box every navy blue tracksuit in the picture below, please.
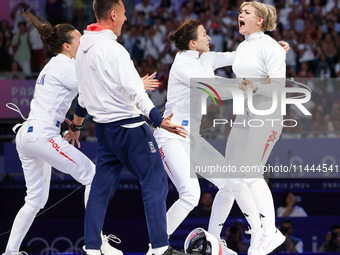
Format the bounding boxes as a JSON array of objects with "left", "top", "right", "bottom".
[{"left": 84, "top": 121, "right": 169, "bottom": 249}]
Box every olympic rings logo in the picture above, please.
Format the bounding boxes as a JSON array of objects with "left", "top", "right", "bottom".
[{"left": 27, "top": 236, "right": 84, "bottom": 254}]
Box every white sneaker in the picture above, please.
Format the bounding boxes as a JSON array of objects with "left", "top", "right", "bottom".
[
  {"left": 146, "top": 243, "right": 152, "bottom": 255},
  {"left": 83, "top": 235, "right": 123, "bottom": 255},
  {"left": 255, "top": 229, "right": 285, "bottom": 255},
  {"left": 3, "top": 252, "right": 28, "bottom": 255},
  {"left": 219, "top": 239, "right": 237, "bottom": 255},
  {"left": 246, "top": 227, "right": 263, "bottom": 255},
  {"left": 101, "top": 234, "right": 123, "bottom": 255}
]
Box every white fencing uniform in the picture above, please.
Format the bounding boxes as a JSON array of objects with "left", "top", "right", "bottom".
[
  {"left": 227, "top": 31, "right": 286, "bottom": 236},
  {"left": 154, "top": 50, "right": 238, "bottom": 239},
  {"left": 4, "top": 54, "right": 95, "bottom": 255}
]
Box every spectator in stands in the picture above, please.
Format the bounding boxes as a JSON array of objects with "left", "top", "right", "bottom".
[
  {"left": 276, "top": 190, "right": 308, "bottom": 217},
  {"left": 123, "top": 0, "right": 135, "bottom": 23},
  {"left": 184, "top": 1, "right": 198, "bottom": 20},
  {"left": 318, "top": 223, "right": 340, "bottom": 252},
  {"left": 306, "top": 119, "right": 326, "bottom": 138},
  {"left": 143, "top": 27, "right": 160, "bottom": 60},
  {"left": 135, "top": 0, "right": 154, "bottom": 23},
  {"left": 146, "top": 55, "right": 158, "bottom": 73},
  {"left": 285, "top": 9, "right": 305, "bottom": 35},
  {"left": 322, "top": 13, "right": 340, "bottom": 34},
  {"left": 296, "top": 61, "right": 314, "bottom": 78},
  {"left": 148, "top": 75, "right": 166, "bottom": 113},
  {"left": 201, "top": 104, "right": 223, "bottom": 139},
  {"left": 314, "top": 104, "right": 329, "bottom": 132},
  {"left": 308, "top": 2, "right": 324, "bottom": 24},
  {"left": 286, "top": 65, "right": 296, "bottom": 78},
  {"left": 28, "top": 12, "right": 46, "bottom": 74},
  {"left": 159, "top": 35, "right": 176, "bottom": 66},
  {"left": 0, "top": 30, "right": 12, "bottom": 72},
  {"left": 46, "top": 0, "right": 63, "bottom": 26},
  {"left": 275, "top": 219, "right": 303, "bottom": 253},
  {"left": 4, "top": 61, "right": 25, "bottom": 80},
  {"left": 72, "top": 0, "right": 84, "bottom": 31},
  {"left": 123, "top": 25, "right": 138, "bottom": 55},
  {"left": 327, "top": 119, "right": 340, "bottom": 138},
  {"left": 11, "top": 21, "right": 31, "bottom": 78},
  {"left": 138, "top": 61, "right": 152, "bottom": 78},
  {"left": 282, "top": 30, "right": 298, "bottom": 73},
  {"left": 158, "top": 0, "right": 176, "bottom": 19},
  {"left": 1, "top": 19, "right": 13, "bottom": 43},
  {"left": 281, "top": 109, "right": 303, "bottom": 139},
  {"left": 198, "top": 9, "right": 212, "bottom": 30},
  {"left": 209, "top": 22, "right": 224, "bottom": 52},
  {"left": 153, "top": 16, "right": 166, "bottom": 39},
  {"left": 228, "top": 30, "right": 243, "bottom": 51},
  {"left": 297, "top": 33, "right": 317, "bottom": 72},
  {"left": 315, "top": 48, "right": 332, "bottom": 78},
  {"left": 330, "top": 106, "right": 340, "bottom": 124},
  {"left": 176, "top": 6, "right": 190, "bottom": 22},
  {"left": 192, "top": 192, "right": 213, "bottom": 218},
  {"left": 328, "top": 106, "right": 340, "bottom": 137},
  {"left": 84, "top": 122, "right": 98, "bottom": 142},
  {"left": 62, "top": 0, "right": 73, "bottom": 24},
  {"left": 320, "top": 33, "right": 338, "bottom": 72},
  {"left": 10, "top": 2, "right": 30, "bottom": 35},
  {"left": 225, "top": 219, "right": 250, "bottom": 253},
  {"left": 311, "top": 83, "right": 333, "bottom": 115},
  {"left": 131, "top": 11, "right": 146, "bottom": 26}
]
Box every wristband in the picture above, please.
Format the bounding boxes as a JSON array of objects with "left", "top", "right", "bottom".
[
  {"left": 149, "top": 107, "right": 164, "bottom": 127},
  {"left": 75, "top": 101, "right": 87, "bottom": 117},
  {"left": 70, "top": 122, "right": 82, "bottom": 132}
]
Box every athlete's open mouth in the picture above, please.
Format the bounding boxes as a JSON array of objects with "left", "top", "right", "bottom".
[{"left": 239, "top": 20, "right": 245, "bottom": 28}]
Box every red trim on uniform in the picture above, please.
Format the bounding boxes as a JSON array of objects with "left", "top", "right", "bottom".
[
  {"left": 86, "top": 23, "right": 109, "bottom": 31},
  {"left": 218, "top": 243, "right": 222, "bottom": 255},
  {"left": 261, "top": 143, "right": 270, "bottom": 161},
  {"left": 60, "top": 151, "right": 79, "bottom": 166},
  {"left": 164, "top": 161, "right": 174, "bottom": 179}
]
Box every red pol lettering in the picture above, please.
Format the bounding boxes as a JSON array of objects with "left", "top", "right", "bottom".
[{"left": 49, "top": 139, "right": 60, "bottom": 152}]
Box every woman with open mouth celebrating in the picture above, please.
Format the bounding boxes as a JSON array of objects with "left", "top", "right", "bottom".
[
  {"left": 225, "top": 2, "right": 287, "bottom": 255},
  {"left": 153, "top": 12, "right": 289, "bottom": 254}
]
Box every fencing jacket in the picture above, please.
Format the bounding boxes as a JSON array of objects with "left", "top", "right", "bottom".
[
  {"left": 28, "top": 54, "right": 78, "bottom": 128},
  {"left": 156, "top": 50, "right": 235, "bottom": 140},
  {"left": 232, "top": 31, "right": 286, "bottom": 110}
]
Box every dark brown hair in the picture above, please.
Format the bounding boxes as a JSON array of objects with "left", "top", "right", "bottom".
[
  {"left": 93, "top": 0, "right": 120, "bottom": 21},
  {"left": 168, "top": 19, "right": 201, "bottom": 51},
  {"left": 22, "top": 11, "right": 75, "bottom": 55}
]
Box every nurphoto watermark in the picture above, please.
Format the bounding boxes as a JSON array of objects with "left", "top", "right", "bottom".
[{"left": 189, "top": 77, "right": 340, "bottom": 179}]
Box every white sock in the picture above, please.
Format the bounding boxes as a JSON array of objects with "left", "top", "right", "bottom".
[
  {"left": 86, "top": 249, "right": 101, "bottom": 255},
  {"left": 246, "top": 178, "right": 276, "bottom": 235},
  {"left": 232, "top": 182, "right": 262, "bottom": 230},
  {"left": 166, "top": 200, "right": 194, "bottom": 236},
  {"left": 151, "top": 245, "right": 168, "bottom": 255},
  {"left": 208, "top": 188, "right": 235, "bottom": 239},
  {"left": 5, "top": 203, "right": 39, "bottom": 254}
]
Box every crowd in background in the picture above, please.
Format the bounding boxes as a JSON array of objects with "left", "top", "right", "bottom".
[{"left": 1, "top": 0, "right": 340, "bottom": 139}]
